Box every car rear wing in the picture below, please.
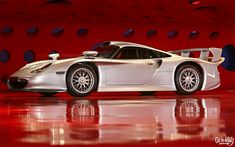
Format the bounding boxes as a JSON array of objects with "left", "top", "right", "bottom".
[{"left": 168, "top": 48, "right": 224, "bottom": 63}]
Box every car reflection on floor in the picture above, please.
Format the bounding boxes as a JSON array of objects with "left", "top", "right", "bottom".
[{"left": 13, "top": 97, "right": 225, "bottom": 145}]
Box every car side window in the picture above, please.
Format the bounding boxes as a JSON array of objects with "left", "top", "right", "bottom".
[
  {"left": 138, "top": 48, "right": 171, "bottom": 59},
  {"left": 115, "top": 46, "right": 171, "bottom": 59},
  {"left": 138, "top": 48, "right": 148, "bottom": 59},
  {"left": 115, "top": 47, "right": 138, "bottom": 59},
  {"left": 148, "top": 50, "right": 171, "bottom": 58}
]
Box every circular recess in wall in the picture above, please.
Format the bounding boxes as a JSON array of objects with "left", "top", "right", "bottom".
[
  {"left": 221, "top": 44, "right": 235, "bottom": 71},
  {"left": 189, "top": 30, "right": 200, "bottom": 40},
  {"left": 1, "top": 26, "right": 14, "bottom": 36},
  {"left": 27, "top": 26, "right": 39, "bottom": 36},
  {"left": 1, "top": 75, "right": 8, "bottom": 84},
  {"left": 0, "top": 50, "right": 10, "bottom": 63},
  {"left": 168, "top": 30, "right": 179, "bottom": 39},
  {"left": 52, "top": 27, "right": 64, "bottom": 37},
  {"left": 209, "top": 31, "right": 220, "bottom": 40},
  {"left": 146, "top": 29, "right": 157, "bottom": 39},
  {"left": 76, "top": 28, "right": 88, "bottom": 37},
  {"left": 24, "top": 50, "right": 35, "bottom": 63},
  {"left": 123, "top": 28, "right": 135, "bottom": 38}
]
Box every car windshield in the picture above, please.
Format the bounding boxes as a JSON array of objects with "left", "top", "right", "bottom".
[{"left": 94, "top": 45, "right": 120, "bottom": 58}]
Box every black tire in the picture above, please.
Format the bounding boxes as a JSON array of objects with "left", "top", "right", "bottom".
[
  {"left": 39, "top": 92, "right": 58, "bottom": 97},
  {"left": 66, "top": 64, "right": 98, "bottom": 97},
  {"left": 175, "top": 64, "right": 203, "bottom": 95},
  {"left": 139, "top": 91, "right": 156, "bottom": 96}
]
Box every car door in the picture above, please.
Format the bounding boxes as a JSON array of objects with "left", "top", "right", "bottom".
[{"left": 105, "top": 47, "right": 159, "bottom": 85}]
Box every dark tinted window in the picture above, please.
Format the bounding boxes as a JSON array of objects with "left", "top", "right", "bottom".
[
  {"left": 138, "top": 48, "right": 171, "bottom": 59},
  {"left": 138, "top": 48, "right": 148, "bottom": 59},
  {"left": 115, "top": 47, "right": 170, "bottom": 59},
  {"left": 148, "top": 50, "right": 171, "bottom": 58},
  {"left": 94, "top": 45, "right": 119, "bottom": 58},
  {"left": 115, "top": 47, "right": 138, "bottom": 59}
]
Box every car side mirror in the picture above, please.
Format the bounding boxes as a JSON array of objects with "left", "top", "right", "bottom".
[
  {"left": 49, "top": 53, "right": 60, "bottom": 60},
  {"left": 82, "top": 51, "right": 98, "bottom": 58}
]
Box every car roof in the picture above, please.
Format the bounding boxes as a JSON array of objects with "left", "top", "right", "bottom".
[
  {"left": 109, "top": 41, "right": 153, "bottom": 48},
  {"left": 107, "top": 41, "right": 173, "bottom": 55}
]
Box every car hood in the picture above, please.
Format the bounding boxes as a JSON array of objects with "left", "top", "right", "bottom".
[
  {"left": 23, "top": 57, "right": 83, "bottom": 68},
  {"left": 10, "top": 56, "right": 110, "bottom": 78}
]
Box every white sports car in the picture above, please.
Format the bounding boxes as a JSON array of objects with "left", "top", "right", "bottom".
[{"left": 8, "top": 41, "right": 224, "bottom": 97}]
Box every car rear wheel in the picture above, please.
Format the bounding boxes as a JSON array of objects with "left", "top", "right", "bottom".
[
  {"left": 175, "top": 64, "right": 203, "bottom": 95},
  {"left": 66, "top": 64, "right": 97, "bottom": 97},
  {"left": 39, "top": 92, "right": 58, "bottom": 97}
]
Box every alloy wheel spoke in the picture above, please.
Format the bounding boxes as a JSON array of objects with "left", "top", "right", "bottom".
[
  {"left": 71, "top": 68, "right": 95, "bottom": 93},
  {"left": 180, "top": 68, "right": 199, "bottom": 92}
]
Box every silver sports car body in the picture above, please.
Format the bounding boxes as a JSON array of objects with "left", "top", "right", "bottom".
[{"left": 8, "top": 41, "right": 224, "bottom": 97}]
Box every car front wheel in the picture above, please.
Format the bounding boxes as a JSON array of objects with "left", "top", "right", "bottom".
[
  {"left": 66, "top": 64, "right": 97, "bottom": 97},
  {"left": 175, "top": 64, "right": 203, "bottom": 95}
]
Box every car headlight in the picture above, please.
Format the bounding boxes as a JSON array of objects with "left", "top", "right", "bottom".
[{"left": 30, "top": 63, "right": 52, "bottom": 73}]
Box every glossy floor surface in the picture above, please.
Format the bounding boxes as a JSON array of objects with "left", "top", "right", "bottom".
[{"left": 0, "top": 91, "right": 235, "bottom": 147}]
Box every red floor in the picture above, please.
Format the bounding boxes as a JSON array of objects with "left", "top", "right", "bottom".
[{"left": 0, "top": 90, "right": 234, "bottom": 147}]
